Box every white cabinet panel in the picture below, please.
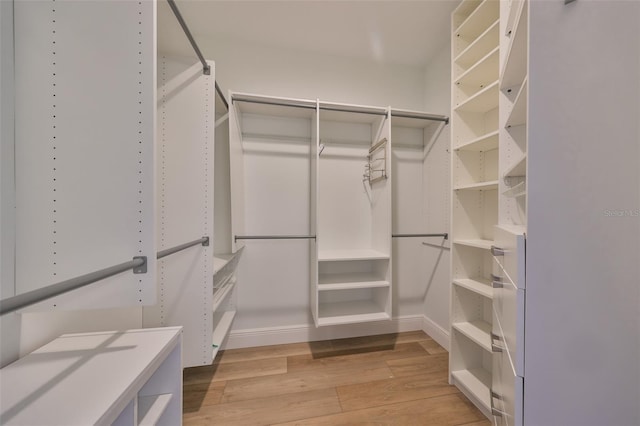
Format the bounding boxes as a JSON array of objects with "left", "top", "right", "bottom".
[{"left": 493, "top": 225, "right": 525, "bottom": 289}]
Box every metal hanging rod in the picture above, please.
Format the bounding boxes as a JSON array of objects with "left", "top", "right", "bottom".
[
  {"left": 392, "top": 233, "right": 448, "bottom": 240},
  {"left": 215, "top": 82, "right": 228, "bottom": 111},
  {"left": 390, "top": 110, "right": 449, "bottom": 124},
  {"left": 235, "top": 235, "right": 316, "bottom": 242},
  {"left": 0, "top": 236, "right": 211, "bottom": 316},
  {"left": 232, "top": 96, "right": 317, "bottom": 111},
  {"left": 166, "top": 0, "right": 210, "bottom": 76},
  {"left": 157, "top": 236, "right": 209, "bottom": 260},
  {"left": 319, "top": 105, "right": 388, "bottom": 117},
  {"left": 0, "top": 257, "right": 147, "bottom": 316}
]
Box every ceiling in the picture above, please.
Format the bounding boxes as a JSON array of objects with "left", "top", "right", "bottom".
[{"left": 158, "top": 0, "right": 459, "bottom": 68}]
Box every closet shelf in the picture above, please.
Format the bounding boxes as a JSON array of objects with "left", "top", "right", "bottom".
[
  {"left": 454, "top": 180, "right": 499, "bottom": 191},
  {"left": 454, "top": 130, "right": 499, "bottom": 152},
  {"left": 500, "top": 0, "right": 528, "bottom": 89},
  {"left": 454, "top": 81, "right": 499, "bottom": 113},
  {"left": 505, "top": 78, "right": 528, "bottom": 128},
  {"left": 503, "top": 180, "right": 526, "bottom": 198},
  {"left": 212, "top": 311, "right": 236, "bottom": 360},
  {"left": 453, "top": 0, "right": 483, "bottom": 30},
  {"left": 454, "top": 46, "right": 499, "bottom": 88},
  {"left": 318, "top": 272, "right": 389, "bottom": 290},
  {"left": 318, "top": 249, "right": 389, "bottom": 262},
  {"left": 214, "top": 255, "right": 234, "bottom": 275},
  {"left": 453, "top": 278, "right": 493, "bottom": 299},
  {"left": 212, "top": 278, "right": 235, "bottom": 312},
  {"left": 453, "top": 320, "right": 492, "bottom": 352},
  {"left": 455, "top": 20, "right": 499, "bottom": 69},
  {"left": 138, "top": 394, "right": 173, "bottom": 426},
  {"left": 453, "top": 239, "right": 494, "bottom": 250},
  {"left": 317, "top": 300, "right": 390, "bottom": 326},
  {"left": 503, "top": 154, "right": 526, "bottom": 179},
  {"left": 504, "top": 0, "right": 525, "bottom": 37},
  {"left": 455, "top": 0, "right": 500, "bottom": 43},
  {"left": 451, "top": 368, "right": 491, "bottom": 411}
]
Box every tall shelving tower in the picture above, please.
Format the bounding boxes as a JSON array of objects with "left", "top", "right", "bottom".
[{"left": 449, "top": 0, "right": 500, "bottom": 418}]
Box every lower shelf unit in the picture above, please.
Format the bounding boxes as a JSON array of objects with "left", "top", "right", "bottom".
[
  {"left": 0, "top": 327, "right": 183, "bottom": 426},
  {"left": 451, "top": 367, "right": 492, "bottom": 414}
]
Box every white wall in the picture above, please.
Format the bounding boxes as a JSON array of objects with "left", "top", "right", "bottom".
[
  {"left": 200, "top": 35, "right": 426, "bottom": 111},
  {"left": 421, "top": 42, "right": 452, "bottom": 345}
]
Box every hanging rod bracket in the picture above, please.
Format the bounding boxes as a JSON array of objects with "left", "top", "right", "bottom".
[
  {"left": 133, "top": 256, "right": 147, "bottom": 274},
  {"left": 202, "top": 236, "right": 210, "bottom": 247}
]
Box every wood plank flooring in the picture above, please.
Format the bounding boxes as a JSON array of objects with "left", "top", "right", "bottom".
[{"left": 183, "top": 331, "right": 491, "bottom": 426}]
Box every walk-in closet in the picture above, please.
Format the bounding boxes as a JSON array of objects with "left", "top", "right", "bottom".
[{"left": 1, "top": 1, "right": 639, "bottom": 425}]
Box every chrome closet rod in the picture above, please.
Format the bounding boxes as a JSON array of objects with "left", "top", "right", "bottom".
[
  {"left": 319, "top": 105, "right": 388, "bottom": 116},
  {"left": 392, "top": 233, "right": 448, "bottom": 240},
  {"left": 232, "top": 97, "right": 317, "bottom": 110},
  {"left": 0, "top": 257, "right": 147, "bottom": 316},
  {"left": 390, "top": 111, "right": 449, "bottom": 124},
  {"left": 215, "top": 82, "right": 229, "bottom": 111},
  {"left": 157, "top": 236, "right": 209, "bottom": 260},
  {"left": 235, "top": 235, "right": 316, "bottom": 242},
  {"left": 166, "top": 0, "right": 210, "bottom": 75}
]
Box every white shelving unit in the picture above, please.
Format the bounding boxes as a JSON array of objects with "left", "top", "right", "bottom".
[
  {"left": 0, "top": 328, "right": 182, "bottom": 426},
  {"left": 315, "top": 104, "right": 392, "bottom": 327},
  {"left": 450, "top": 0, "right": 500, "bottom": 419}
]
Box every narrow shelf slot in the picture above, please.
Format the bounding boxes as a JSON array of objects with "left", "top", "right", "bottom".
[
  {"left": 138, "top": 394, "right": 173, "bottom": 426},
  {"left": 212, "top": 311, "right": 236, "bottom": 360},
  {"left": 505, "top": 0, "right": 525, "bottom": 37},
  {"left": 502, "top": 180, "right": 526, "bottom": 198},
  {"left": 455, "top": 47, "right": 499, "bottom": 88},
  {"left": 453, "top": 239, "right": 493, "bottom": 250},
  {"left": 505, "top": 78, "right": 528, "bottom": 128},
  {"left": 317, "top": 300, "right": 389, "bottom": 326},
  {"left": 454, "top": 180, "right": 499, "bottom": 191},
  {"left": 504, "top": 154, "right": 526, "bottom": 179},
  {"left": 212, "top": 278, "right": 235, "bottom": 313},
  {"left": 454, "top": 81, "right": 499, "bottom": 113},
  {"left": 318, "top": 249, "right": 390, "bottom": 262},
  {"left": 451, "top": 368, "right": 491, "bottom": 411},
  {"left": 453, "top": 0, "right": 483, "bottom": 30},
  {"left": 453, "top": 278, "right": 493, "bottom": 299},
  {"left": 455, "top": 0, "right": 500, "bottom": 43},
  {"left": 501, "top": 0, "right": 528, "bottom": 89},
  {"left": 454, "top": 130, "right": 499, "bottom": 152},
  {"left": 318, "top": 272, "right": 389, "bottom": 291},
  {"left": 455, "top": 20, "right": 499, "bottom": 70},
  {"left": 453, "top": 321, "right": 492, "bottom": 352}
]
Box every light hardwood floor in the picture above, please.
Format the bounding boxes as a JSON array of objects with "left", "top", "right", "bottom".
[{"left": 183, "top": 331, "right": 491, "bottom": 426}]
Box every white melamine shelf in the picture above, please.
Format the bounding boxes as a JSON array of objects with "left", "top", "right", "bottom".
[
  {"left": 212, "top": 311, "right": 236, "bottom": 359},
  {"left": 503, "top": 180, "right": 526, "bottom": 198},
  {"left": 454, "top": 180, "right": 499, "bottom": 191},
  {"left": 505, "top": 78, "right": 528, "bottom": 128},
  {"left": 455, "top": 0, "right": 500, "bottom": 43},
  {"left": 317, "top": 300, "right": 389, "bottom": 326},
  {"left": 505, "top": 0, "right": 525, "bottom": 37},
  {"left": 453, "top": 278, "right": 493, "bottom": 299},
  {"left": 451, "top": 368, "right": 491, "bottom": 410},
  {"left": 453, "top": 0, "right": 483, "bottom": 28},
  {"left": 212, "top": 279, "right": 235, "bottom": 312},
  {"left": 453, "top": 239, "right": 494, "bottom": 250},
  {"left": 0, "top": 327, "right": 181, "bottom": 426},
  {"left": 455, "top": 130, "right": 499, "bottom": 152},
  {"left": 501, "top": 0, "right": 528, "bottom": 89},
  {"left": 455, "top": 47, "right": 499, "bottom": 88},
  {"left": 455, "top": 20, "right": 499, "bottom": 69},
  {"left": 504, "top": 154, "right": 527, "bottom": 178},
  {"left": 318, "top": 249, "right": 390, "bottom": 262},
  {"left": 138, "top": 394, "right": 172, "bottom": 426},
  {"left": 453, "top": 321, "right": 492, "bottom": 352},
  {"left": 318, "top": 272, "right": 389, "bottom": 290},
  {"left": 213, "top": 254, "right": 234, "bottom": 275},
  {"left": 454, "top": 81, "right": 499, "bottom": 113}
]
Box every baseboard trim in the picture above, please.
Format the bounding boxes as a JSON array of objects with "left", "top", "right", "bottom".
[
  {"left": 421, "top": 315, "right": 450, "bottom": 351},
  {"left": 223, "top": 315, "right": 425, "bottom": 350}
]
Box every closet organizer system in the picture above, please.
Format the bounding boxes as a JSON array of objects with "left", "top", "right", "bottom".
[
  {"left": 228, "top": 94, "right": 448, "bottom": 326},
  {"left": 0, "top": 0, "right": 241, "bottom": 424},
  {"left": 449, "top": 0, "right": 526, "bottom": 424}
]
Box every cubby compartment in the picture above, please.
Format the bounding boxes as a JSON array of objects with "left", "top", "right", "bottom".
[
  {"left": 453, "top": 148, "right": 499, "bottom": 189},
  {"left": 453, "top": 189, "right": 498, "bottom": 243},
  {"left": 317, "top": 286, "right": 391, "bottom": 326},
  {"left": 450, "top": 330, "right": 493, "bottom": 415},
  {"left": 452, "top": 285, "right": 493, "bottom": 352},
  {"left": 318, "top": 258, "right": 390, "bottom": 290}
]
